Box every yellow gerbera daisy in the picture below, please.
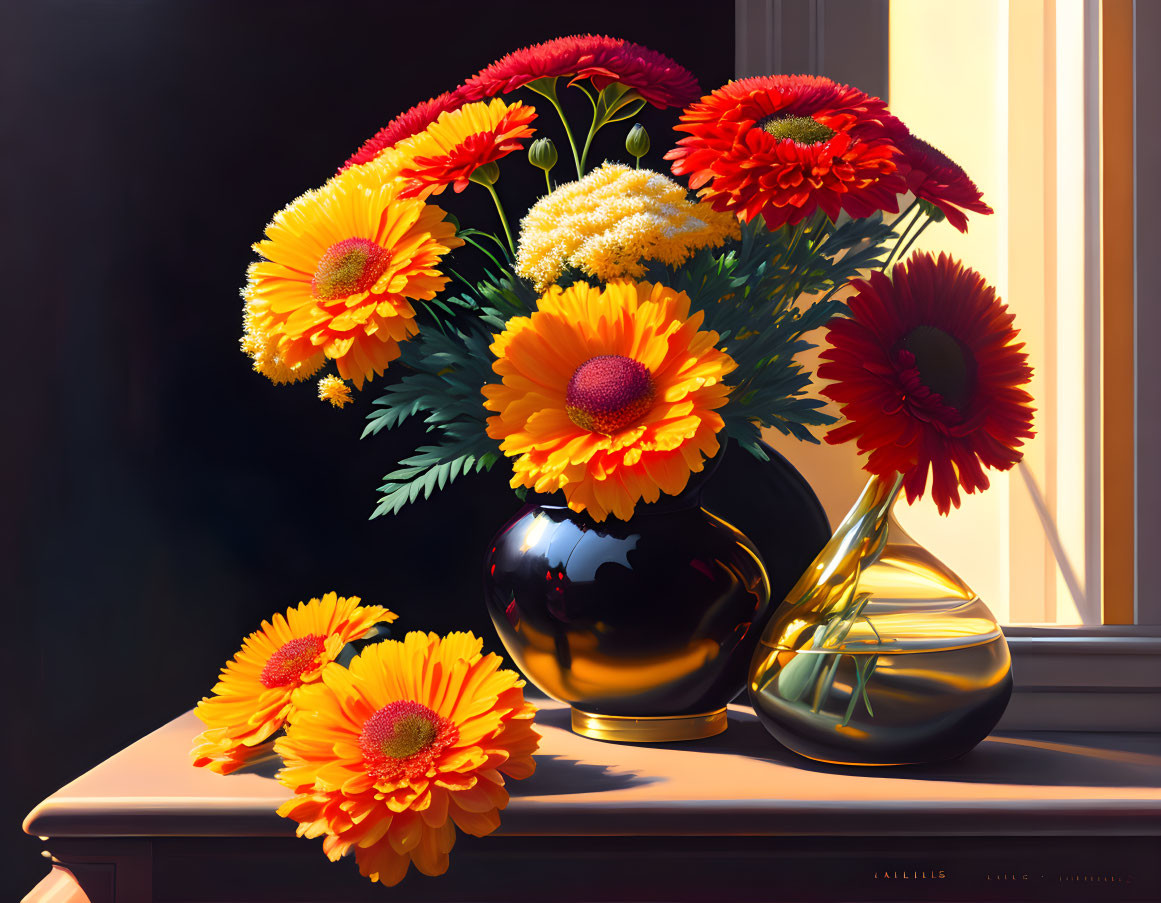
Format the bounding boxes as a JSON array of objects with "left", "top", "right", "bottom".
[
  {"left": 393, "top": 98, "right": 537, "bottom": 198},
  {"left": 483, "top": 280, "right": 737, "bottom": 522},
  {"left": 516, "top": 162, "right": 741, "bottom": 291},
  {"left": 242, "top": 174, "right": 462, "bottom": 391},
  {"left": 275, "top": 631, "right": 539, "bottom": 887},
  {"left": 191, "top": 593, "right": 396, "bottom": 775},
  {"left": 336, "top": 144, "right": 411, "bottom": 193}
]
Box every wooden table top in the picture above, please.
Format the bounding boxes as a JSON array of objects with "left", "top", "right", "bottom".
[{"left": 24, "top": 699, "right": 1161, "bottom": 841}]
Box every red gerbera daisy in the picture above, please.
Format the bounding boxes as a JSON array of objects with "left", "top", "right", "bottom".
[
  {"left": 666, "top": 74, "right": 907, "bottom": 230},
  {"left": 894, "top": 131, "right": 994, "bottom": 233},
  {"left": 459, "top": 34, "right": 701, "bottom": 109},
  {"left": 817, "top": 252, "right": 1035, "bottom": 515},
  {"left": 339, "top": 90, "right": 466, "bottom": 173},
  {"left": 395, "top": 99, "right": 537, "bottom": 197}
]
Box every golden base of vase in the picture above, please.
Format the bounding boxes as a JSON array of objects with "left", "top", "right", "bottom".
[{"left": 570, "top": 707, "right": 727, "bottom": 742}]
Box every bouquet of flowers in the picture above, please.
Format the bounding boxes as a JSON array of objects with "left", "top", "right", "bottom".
[
  {"left": 219, "top": 32, "right": 1042, "bottom": 884},
  {"left": 240, "top": 34, "right": 1003, "bottom": 527}
]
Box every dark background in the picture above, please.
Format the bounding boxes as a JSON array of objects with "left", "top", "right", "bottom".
[{"left": 0, "top": 0, "right": 732, "bottom": 895}]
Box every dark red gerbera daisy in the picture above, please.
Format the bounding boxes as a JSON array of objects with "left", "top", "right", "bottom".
[
  {"left": 893, "top": 131, "right": 993, "bottom": 232},
  {"left": 339, "top": 90, "right": 465, "bottom": 173},
  {"left": 459, "top": 34, "right": 701, "bottom": 109},
  {"left": 817, "top": 252, "right": 1035, "bottom": 515},
  {"left": 666, "top": 74, "right": 908, "bottom": 230}
]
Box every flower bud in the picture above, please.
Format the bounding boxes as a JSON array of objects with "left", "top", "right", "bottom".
[
  {"left": 469, "top": 161, "right": 501, "bottom": 186},
  {"left": 528, "top": 137, "right": 558, "bottom": 173},
  {"left": 625, "top": 124, "right": 651, "bottom": 160}
]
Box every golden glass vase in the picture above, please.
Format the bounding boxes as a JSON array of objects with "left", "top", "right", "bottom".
[{"left": 748, "top": 473, "right": 1012, "bottom": 766}]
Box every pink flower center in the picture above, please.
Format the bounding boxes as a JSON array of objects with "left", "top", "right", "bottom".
[
  {"left": 260, "top": 634, "right": 326, "bottom": 688},
  {"left": 359, "top": 700, "right": 458, "bottom": 783},
  {"left": 566, "top": 355, "right": 656, "bottom": 435},
  {"left": 311, "top": 237, "right": 390, "bottom": 301}
]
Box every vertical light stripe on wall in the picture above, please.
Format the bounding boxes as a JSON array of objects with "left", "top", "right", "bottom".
[
  {"left": 889, "top": 0, "right": 1014, "bottom": 622},
  {"left": 1008, "top": 0, "right": 1056, "bottom": 623}
]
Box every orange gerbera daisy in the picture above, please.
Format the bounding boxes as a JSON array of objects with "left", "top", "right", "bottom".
[
  {"left": 818, "top": 252, "right": 1035, "bottom": 514},
  {"left": 275, "top": 631, "right": 539, "bottom": 887},
  {"left": 483, "top": 280, "right": 736, "bottom": 522},
  {"left": 191, "top": 593, "right": 396, "bottom": 775},
  {"left": 394, "top": 98, "right": 537, "bottom": 198},
  {"left": 242, "top": 173, "right": 462, "bottom": 392}
]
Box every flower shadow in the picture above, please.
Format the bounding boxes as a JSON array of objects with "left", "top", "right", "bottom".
[
  {"left": 509, "top": 754, "right": 658, "bottom": 797},
  {"left": 233, "top": 752, "right": 284, "bottom": 780}
]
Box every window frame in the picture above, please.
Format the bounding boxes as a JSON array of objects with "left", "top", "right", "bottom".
[{"left": 733, "top": 0, "right": 1161, "bottom": 730}]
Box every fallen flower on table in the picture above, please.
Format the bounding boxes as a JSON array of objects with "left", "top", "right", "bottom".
[
  {"left": 190, "top": 593, "right": 396, "bottom": 775},
  {"left": 275, "top": 631, "right": 539, "bottom": 887}
]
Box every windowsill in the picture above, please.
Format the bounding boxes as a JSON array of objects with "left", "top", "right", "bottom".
[
  {"left": 1004, "top": 625, "right": 1161, "bottom": 638},
  {"left": 1000, "top": 629, "right": 1161, "bottom": 732}
]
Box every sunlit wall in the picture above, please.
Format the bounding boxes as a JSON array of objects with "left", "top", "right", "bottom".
[{"left": 765, "top": 0, "right": 1099, "bottom": 624}]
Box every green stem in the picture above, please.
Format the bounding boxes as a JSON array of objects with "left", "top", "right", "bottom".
[
  {"left": 579, "top": 117, "right": 599, "bottom": 175},
  {"left": 483, "top": 182, "right": 516, "bottom": 258},
  {"left": 881, "top": 201, "right": 923, "bottom": 272},
  {"left": 784, "top": 216, "right": 810, "bottom": 260},
  {"left": 544, "top": 170, "right": 552, "bottom": 194},
  {"left": 812, "top": 654, "right": 843, "bottom": 714},
  {"left": 458, "top": 227, "right": 508, "bottom": 256},
  {"left": 807, "top": 211, "right": 832, "bottom": 253},
  {"left": 895, "top": 217, "right": 933, "bottom": 262},
  {"left": 540, "top": 91, "right": 583, "bottom": 178},
  {"left": 458, "top": 234, "right": 505, "bottom": 274},
  {"left": 445, "top": 266, "right": 478, "bottom": 294},
  {"left": 893, "top": 197, "right": 921, "bottom": 232},
  {"left": 768, "top": 216, "right": 812, "bottom": 301}
]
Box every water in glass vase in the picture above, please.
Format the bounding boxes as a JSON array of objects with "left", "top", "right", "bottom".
[
  {"left": 751, "top": 603, "right": 1012, "bottom": 765},
  {"left": 748, "top": 475, "right": 1014, "bottom": 766}
]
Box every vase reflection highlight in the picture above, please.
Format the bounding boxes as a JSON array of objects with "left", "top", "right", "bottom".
[{"left": 748, "top": 474, "right": 1012, "bottom": 765}]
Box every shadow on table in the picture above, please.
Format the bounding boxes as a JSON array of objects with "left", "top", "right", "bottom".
[
  {"left": 510, "top": 705, "right": 660, "bottom": 796},
  {"left": 661, "top": 709, "right": 1161, "bottom": 788},
  {"left": 509, "top": 754, "right": 658, "bottom": 797},
  {"left": 234, "top": 753, "right": 283, "bottom": 780}
]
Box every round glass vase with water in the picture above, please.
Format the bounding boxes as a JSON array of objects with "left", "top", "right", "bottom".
[{"left": 748, "top": 473, "right": 1012, "bottom": 766}]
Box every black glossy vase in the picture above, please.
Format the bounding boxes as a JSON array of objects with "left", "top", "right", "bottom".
[
  {"left": 700, "top": 439, "right": 831, "bottom": 609},
  {"left": 482, "top": 442, "right": 830, "bottom": 743}
]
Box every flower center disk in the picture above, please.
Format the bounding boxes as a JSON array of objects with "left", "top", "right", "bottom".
[
  {"left": 566, "top": 355, "right": 656, "bottom": 435},
  {"left": 898, "top": 324, "right": 976, "bottom": 411},
  {"left": 358, "top": 700, "right": 458, "bottom": 782},
  {"left": 260, "top": 634, "right": 326, "bottom": 688},
  {"left": 311, "top": 237, "right": 390, "bottom": 301},
  {"left": 759, "top": 114, "right": 837, "bottom": 145}
]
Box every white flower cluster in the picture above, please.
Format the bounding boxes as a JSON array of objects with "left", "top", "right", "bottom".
[{"left": 515, "top": 162, "right": 740, "bottom": 290}]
